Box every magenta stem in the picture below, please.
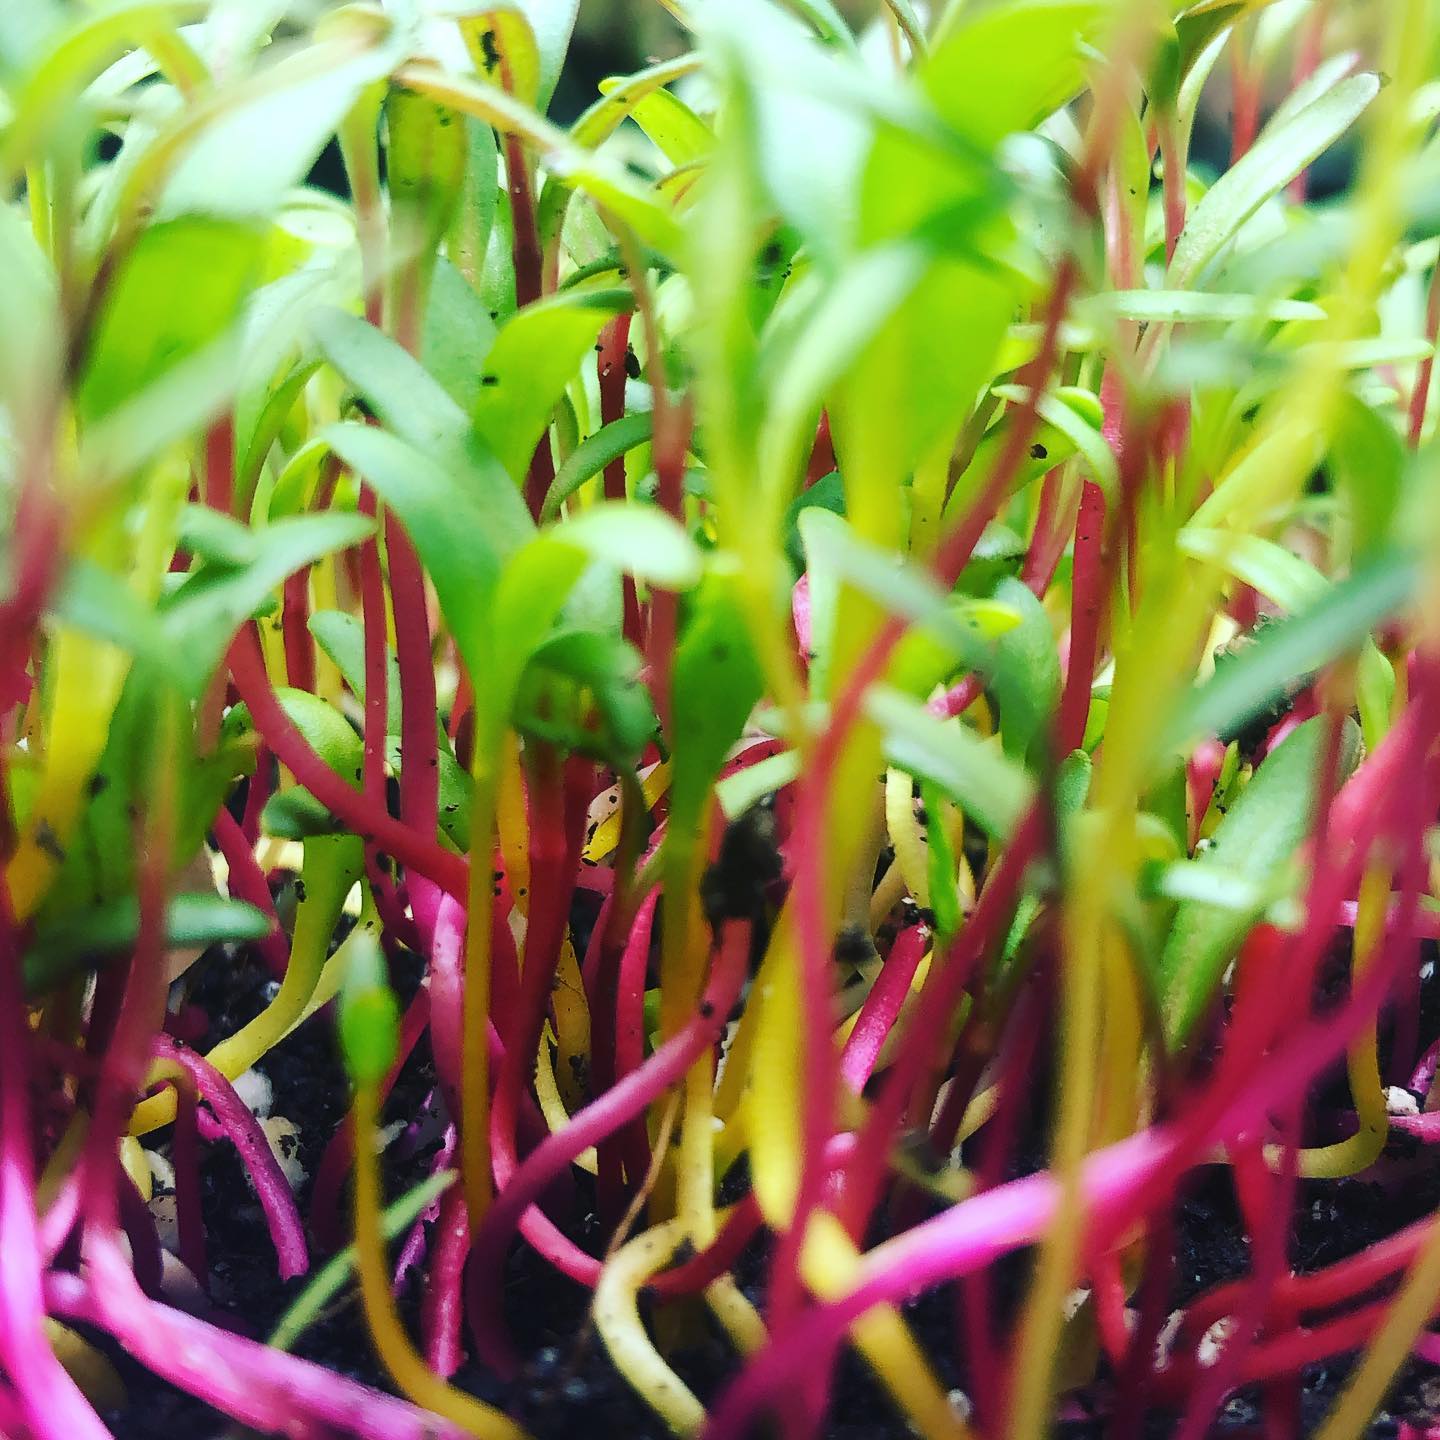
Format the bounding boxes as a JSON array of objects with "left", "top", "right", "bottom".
[
  {"left": 0, "top": 876, "right": 111, "bottom": 1440},
  {"left": 153, "top": 1034, "right": 308, "bottom": 1280},
  {"left": 838, "top": 922, "right": 927, "bottom": 1092},
  {"left": 49, "top": 1240, "right": 466, "bottom": 1440}
]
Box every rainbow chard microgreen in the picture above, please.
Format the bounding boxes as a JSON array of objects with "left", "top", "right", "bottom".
[{"left": 3, "top": 2, "right": 1440, "bottom": 1438}]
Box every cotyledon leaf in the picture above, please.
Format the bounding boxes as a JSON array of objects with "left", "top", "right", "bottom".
[
  {"left": 1156, "top": 714, "right": 1361, "bottom": 1047},
  {"left": 1169, "top": 71, "right": 1379, "bottom": 286}
]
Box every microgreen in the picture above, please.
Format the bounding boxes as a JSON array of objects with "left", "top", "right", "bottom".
[{"left": 3, "top": 2, "right": 1440, "bottom": 1438}]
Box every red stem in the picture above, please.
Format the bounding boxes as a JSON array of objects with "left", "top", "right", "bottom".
[
  {"left": 211, "top": 807, "right": 288, "bottom": 979},
  {"left": 1408, "top": 262, "right": 1440, "bottom": 449},
  {"left": 281, "top": 571, "right": 316, "bottom": 694},
  {"left": 227, "top": 627, "right": 467, "bottom": 898},
  {"left": 1158, "top": 110, "right": 1187, "bottom": 265},
  {"left": 1231, "top": 44, "right": 1261, "bottom": 167},
  {"left": 466, "top": 918, "right": 752, "bottom": 1377},
  {"left": 172, "top": 1070, "right": 208, "bottom": 1291},
  {"left": 204, "top": 414, "right": 235, "bottom": 517},
  {"left": 598, "top": 314, "right": 643, "bottom": 646}
]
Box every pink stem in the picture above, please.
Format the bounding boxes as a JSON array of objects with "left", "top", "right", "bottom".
[
  {"left": 422, "top": 1175, "right": 470, "bottom": 1377},
  {"left": 204, "top": 414, "right": 234, "bottom": 517},
  {"left": 0, "top": 886, "right": 112, "bottom": 1440},
  {"left": 1057, "top": 478, "right": 1108, "bottom": 752},
  {"left": 1157, "top": 111, "right": 1186, "bottom": 264},
  {"left": 598, "top": 314, "right": 642, "bottom": 647},
  {"left": 838, "top": 923, "right": 928, "bottom": 1091},
  {"left": 239, "top": 740, "right": 272, "bottom": 846},
  {"left": 388, "top": 521, "right": 439, "bottom": 838},
  {"left": 153, "top": 1034, "right": 308, "bottom": 1280},
  {"left": 48, "top": 1240, "right": 467, "bottom": 1440}
]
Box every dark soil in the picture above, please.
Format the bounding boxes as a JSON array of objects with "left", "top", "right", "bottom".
[{"left": 92, "top": 933, "right": 1440, "bottom": 1440}]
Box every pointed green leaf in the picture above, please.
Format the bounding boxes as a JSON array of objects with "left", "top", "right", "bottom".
[
  {"left": 1157, "top": 715, "right": 1361, "bottom": 1045},
  {"left": 1169, "top": 72, "right": 1379, "bottom": 286}
]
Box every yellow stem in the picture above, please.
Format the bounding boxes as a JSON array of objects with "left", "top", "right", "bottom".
[
  {"left": 129, "top": 838, "right": 362, "bottom": 1135},
  {"left": 1290, "top": 862, "right": 1390, "bottom": 1179},
  {"left": 353, "top": 1086, "right": 528, "bottom": 1439}
]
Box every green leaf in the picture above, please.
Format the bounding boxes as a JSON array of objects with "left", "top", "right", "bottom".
[
  {"left": 77, "top": 216, "right": 263, "bottom": 424},
  {"left": 799, "top": 508, "right": 1027, "bottom": 707},
  {"left": 782, "top": 470, "right": 846, "bottom": 572},
  {"left": 1156, "top": 715, "right": 1361, "bottom": 1046},
  {"left": 701, "top": 0, "right": 876, "bottom": 262},
  {"left": 223, "top": 687, "right": 364, "bottom": 788},
  {"left": 570, "top": 55, "right": 705, "bottom": 150},
  {"left": 832, "top": 254, "right": 1020, "bottom": 516},
  {"left": 926, "top": 0, "right": 1108, "bottom": 147},
  {"left": 258, "top": 788, "right": 340, "bottom": 840},
  {"left": 158, "top": 39, "right": 395, "bottom": 219},
  {"left": 422, "top": 257, "right": 499, "bottom": 411},
  {"left": 386, "top": 86, "right": 468, "bottom": 255},
  {"left": 395, "top": 64, "right": 682, "bottom": 256},
  {"left": 25, "top": 894, "right": 270, "bottom": 996},
  {"left": 628, "top": 87, "right": 715, "bottom": 165},
  {"left": 471, "top": 289, "right": 630, "bottom": 480},
  {"left": 1331, "top": 393, "right": 1405, "bottom": 561},
  {"left": 236, "top": 359, "right": 323, "bottom": 511},
  {"left": 1162, "top": 549, "right": 1417, "bottom": 754},
  {"left": 339, "top": 928, "right": 400, "bottom": 1086},
  {"left": 382, "top": 735, "right": 471, "bottom": 851},
  {"left": 496, "top": 0, "right": 579, "bottom": 110},
  {"left": 1177, "top": 528, "right": 1327, "bottom": 612},
  {"left": 322, "top": 421, "right": 526, "bottom": 680},
  {"left": 446, "top": 118, "right": 500, "bottom": 291},
  {"left": 920, "top": 776, "right": 962, "bottom": 937},
  {"left": 1083, "top": 290, "right": 1326, "bottom": 325},
  {"left": 459, "top": 9, "right": 542, "bottom": 105},
  {"left": 161, "top": 512, "right": 374, "bottom": 698},
  {"left": 540, "top": 412, "right": 655, "bottom": 522},
  {"left": 1169, "top": 72, "right": 1379, "bottom": 286},
  {"left": 268, "top": 1171, "right": 457, "bottom": 1352},
  {"left": 989, "top": 385, "right": 1116, "bottom": 498},
  {"left": 177, "top": 503, "right": 260, "bottom": 568},
  {"left": 310, "top": 609, "right": 403, "bottom": 734},
  {"left": 0, "top": 1, "right": 207, "bottom": 176},
  {"left": 485, "top": 535, "right": 590, "bottom": 725},
  {"left": 309, "top": 306, "right": 470, "bottom": 455},
  {"left": 1356, "top": 639, "right": 1396, "bottom": 753},
  {"left": 670, "top": 568, "right": 766, "bottom": 831},
  {"left": 521, "top": 630, "right": 657, "bottom": 767},
  {"left": 866, "top": 685, "right": 1033, "bottom": 841},
  {"left": 558, "top": 503, "right": 703, "bottom": 590},
  {"left": 987, "top": 578, "right": 1061, "bottom": 762}
]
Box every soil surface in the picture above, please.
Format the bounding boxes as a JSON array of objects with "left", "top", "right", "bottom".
[{"left": 92, "top": 939, "right": 1440, "bottom": 1439}]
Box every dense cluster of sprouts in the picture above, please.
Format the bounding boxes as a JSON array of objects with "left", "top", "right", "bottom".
[{"left": 5, "top": 1, "right": 1440, "bottom": 1438}]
